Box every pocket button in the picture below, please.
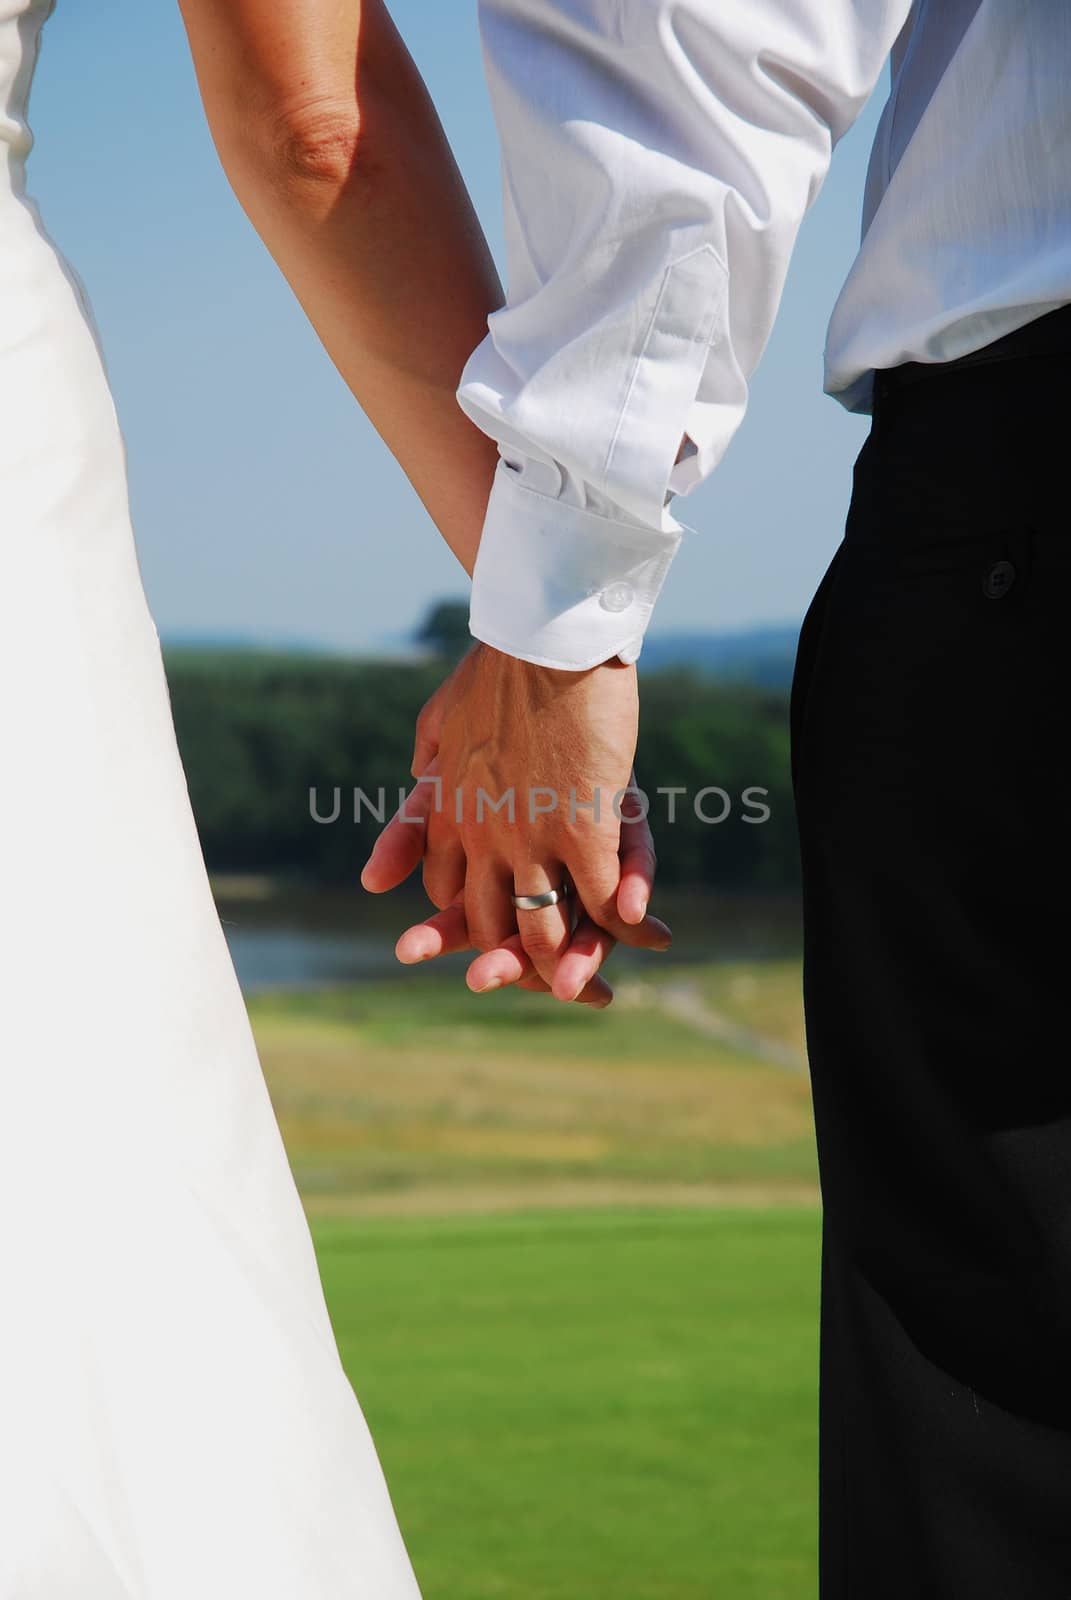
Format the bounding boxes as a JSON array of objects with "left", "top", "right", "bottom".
[{"left": 983, "top": 560, "right": 1016, "bottom": 600}]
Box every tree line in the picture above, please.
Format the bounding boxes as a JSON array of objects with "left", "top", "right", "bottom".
[{"left": 165, "top": 647, "right": 798, "bottom": 891}]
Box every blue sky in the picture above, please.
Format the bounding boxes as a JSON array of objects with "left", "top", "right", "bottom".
[{"left": 29, "top": 1, "right": 889, "bottom": 653}]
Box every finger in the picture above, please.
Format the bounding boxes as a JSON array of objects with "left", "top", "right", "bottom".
[
  {"left": 410, "top": 647, "right": 475, "bottom": 778},
  {"left": 467, "top": 936, "right": 530, "bottom": 992},
  {"left": 552, "top": 915, "right": 617, "bottom": 1003},
  {"left": 468, "top": 934, "right": 613, "bottom": 1008},
  {"left": 463, "top": 856, "right": 519, "bottom": 955},
  {"left": 422, "top": 836, "right": 466, "bottom": 911},
  {"left": 511, "top": 863, "right": 573, "bottom": 988},
  {"left": 360, "top": 776, "right": 435, "bottom": 893},
  {"left": 568, "top": 850, "right": 673, "bottom": 949},
  {"left": 616, "top": 794, "right": 657, "bottom": 926},
  {"left": 517, "top": 970, "right": 613, "bottom": 1007},
  {"left": 411, "top": 723, "right": 439, "bottom": 782},
  {"left": 395, "top": 897, "right": 469, "bottom": 964},
  {"left": 410, "top": 685, "right": 448, "bottom": 779},
  {"left": 581, "top": 974, "right": 614, "bottom": 1008}
]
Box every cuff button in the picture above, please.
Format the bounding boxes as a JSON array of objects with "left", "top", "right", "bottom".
[{"left": 599, "top": 581, "right": 635, "bottom": 613}]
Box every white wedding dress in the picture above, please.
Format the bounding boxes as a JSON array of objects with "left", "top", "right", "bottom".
[{"left": 0, "top": 4, "right": 422, "bottom": 1594}]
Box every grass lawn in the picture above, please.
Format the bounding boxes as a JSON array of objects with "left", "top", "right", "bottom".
[
  {"left": 249, "top": 961, "right": 822, "bottom": 1595},
  {"left": 315, "top": 1206, "right": 820, "bottom": 1600},
  {"left": 251, "top": 961, "right": 817, "bottom": 1214}
]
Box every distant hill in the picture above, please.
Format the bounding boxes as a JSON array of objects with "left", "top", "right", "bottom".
[
  {"left": 162, "top": 630, "right": 325, "bottom": 656},
  {"left": 639, "top": 625, "right": 799, "bottom": 690},
  {"left": 162, "top": 622, "right": 802, "bottom": 690}
]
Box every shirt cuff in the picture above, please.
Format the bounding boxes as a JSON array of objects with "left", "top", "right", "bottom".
[{"left": 469, "top": 460, "right": 682, "bottom": 671}]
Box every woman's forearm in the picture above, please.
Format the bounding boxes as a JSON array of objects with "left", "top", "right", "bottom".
[{"left": 177, "top": 0, "right": 502, "bottom": 576}]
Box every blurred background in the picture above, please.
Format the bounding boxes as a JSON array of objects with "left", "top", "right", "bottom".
[{"left": 27, "top": 5, "right": 893, "bottom": 1594}]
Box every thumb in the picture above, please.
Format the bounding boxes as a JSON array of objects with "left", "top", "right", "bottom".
[{"left": 411, "top": 686, "right": 448, "bottom": 778}]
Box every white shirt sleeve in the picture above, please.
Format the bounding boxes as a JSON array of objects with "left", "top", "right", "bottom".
[{"left": 459, "top": 0, "right": 914, "bottom": 671}]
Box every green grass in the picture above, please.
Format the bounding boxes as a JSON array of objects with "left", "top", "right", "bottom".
[
  {"left": 252, "top": 964, "right": 822, "bottom": 1592},
  {"left": 314, "top": 1207, "right": 820, "bottom": 1600}
]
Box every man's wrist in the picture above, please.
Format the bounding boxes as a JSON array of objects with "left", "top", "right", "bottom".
[{"left": 479, "top": 640, "right": 633, "bottom": 684}]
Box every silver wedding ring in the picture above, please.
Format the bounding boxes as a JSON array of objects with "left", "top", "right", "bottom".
[{"left": 511, "top": 881, "right": 572, "bottom": 912}]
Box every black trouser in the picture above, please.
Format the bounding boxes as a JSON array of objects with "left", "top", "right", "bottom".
[{"left": 791, "top": 304, "right": 1071, "bottom": 1597}]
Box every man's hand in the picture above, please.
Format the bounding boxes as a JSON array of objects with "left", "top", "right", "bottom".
[{"left": 361, "top": 644, "right": 671, "bottom": 1003}]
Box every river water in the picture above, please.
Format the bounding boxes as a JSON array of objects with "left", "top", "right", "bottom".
[{"left": 214, "top": 881, "right": 803, "bottom": 993}]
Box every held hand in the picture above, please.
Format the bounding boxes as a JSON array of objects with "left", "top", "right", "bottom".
[
  {"left": 363, "top": 762, "right": 661, "bottom": 1006},
  {"left": 361, "top": 644, "right": 671, "bottom": 1003}
]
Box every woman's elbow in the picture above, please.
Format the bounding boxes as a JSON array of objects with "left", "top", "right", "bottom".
[
  {"left": 268, "top": 97, "right": 363, "bottom": 189},
  {"left": 224, "top": 92, "right": 365, "bottom": 203}
]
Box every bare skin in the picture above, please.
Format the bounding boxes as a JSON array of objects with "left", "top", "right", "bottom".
[
  {"left": 177, "top": 0, "right": 500, "bottom": 573},
  {"left": 178, "top": 0, "right": 671, "bottom": 1003},
  {"left": 362, "top": 645, "right": 671, "bottom": 1006}
]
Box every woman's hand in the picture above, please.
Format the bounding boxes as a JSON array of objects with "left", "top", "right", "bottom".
[{"left": 360, "top": 647, "right": 671, "bottom": 1007}]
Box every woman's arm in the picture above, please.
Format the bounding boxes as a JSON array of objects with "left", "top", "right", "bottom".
[{"left": 176, "top": 0, "right": 502, "bottom": 575}]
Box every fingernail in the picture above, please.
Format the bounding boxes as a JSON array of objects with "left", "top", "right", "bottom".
[
  {"left": 474, "top": 978, "right": 503, "bottom": 993},
  {"left": 639, "top": 899, "right": 648, "bottom": 920}
]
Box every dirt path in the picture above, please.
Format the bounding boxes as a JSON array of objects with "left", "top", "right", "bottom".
[
  {"left": 304, "top": 1179, "right": 821, "bottom": 1219},
  {"left": 633, "top": 979, "right": 808, "bottom": 1073}
]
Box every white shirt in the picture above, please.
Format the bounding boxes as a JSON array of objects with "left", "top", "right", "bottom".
[{"left": 458, "top": 0, "right": 1071, "bottom": 671}]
